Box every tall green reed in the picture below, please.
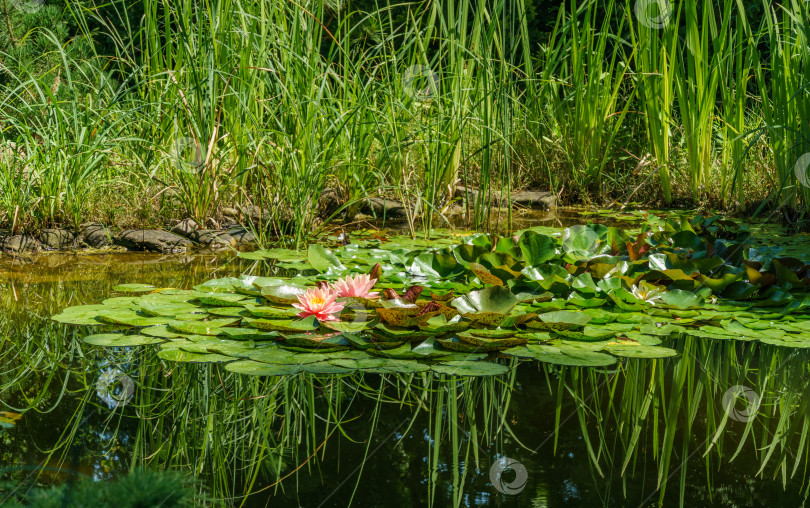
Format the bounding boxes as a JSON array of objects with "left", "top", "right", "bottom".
[
  {"left": 5, "top": 0, "right": 809, "bottom": 238},
  {"left": 716, "top": 1, "right": 757, "bottom": 209},
  {"left": 540, "top": 0, "right": 634, "bottom": 198},
  {"left": 674, "top": 0, "right": 734, "bottom": 202},
  {"left": 754, "top": 0, "right": 810, "bottom": 212},
  {"left": 627, "top": 0, "right": 681, "bottom": 204},
  {"left": 0, "top": 29, "right": 125, "bottom": 230}
]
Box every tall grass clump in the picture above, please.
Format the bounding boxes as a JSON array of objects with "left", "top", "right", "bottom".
[
  {"left": 673, "top": 0, "right": 734, "bottom": 202},
  {"left": 2, "top": 0, "right": 810, "bottom": 238},
  {"left": 627, "top": 0, "right": 681, "bottom": 204},
  {"left": 718, "top": 0, "right": 757, "bottom": 209},
  {"left": 136, "top": 0, "right": 539, "bottom": 240},
  {"left": 540, "top": 0, "right": 634, "bottom": 199},
  {"left": 0, "top": 27, "right": 127, "bottom": 230},
  {"left": 754, "top": 0, "right": 810, "bottom": 213}
]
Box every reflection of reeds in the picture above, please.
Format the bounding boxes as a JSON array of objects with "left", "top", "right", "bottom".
[
  {"left": 555, "top": 336, "right": 810, "bottom": 505},
  {"left": 4, "top": 287, "right": 810, "bottom": 506}
]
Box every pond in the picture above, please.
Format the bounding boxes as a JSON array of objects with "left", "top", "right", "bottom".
[{"left": 2, "top": 211, "right": 810, "bottom": 507}]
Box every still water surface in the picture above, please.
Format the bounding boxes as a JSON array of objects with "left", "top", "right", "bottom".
[{"left": 1, "top": 220, "right": 809, "bottom": 507}]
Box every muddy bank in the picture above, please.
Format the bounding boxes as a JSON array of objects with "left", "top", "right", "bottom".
[{"left": 0, "top": 221, "right": 258, "bottom": 256}]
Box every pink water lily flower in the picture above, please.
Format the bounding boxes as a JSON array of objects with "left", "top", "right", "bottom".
[
  {"left": 332, "top": 274, "right": 380, "bottom": 299},
  {"left": 292, "top": 287, "right": 345, "bottom": 321}
]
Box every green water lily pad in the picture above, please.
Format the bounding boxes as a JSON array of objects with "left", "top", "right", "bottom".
[
  {"left": 299, "top": 362, "right": 353, "bottom": 374},
  {"left": 308, "top": 244, "right": 345, "bottom": 273},
  {"left": 261, "top": 285, "right": 307, "bottom": 304},
  {"left": 363, "top": 359, "right": 431, "bottom": 374},
  {"left": 758, "top": 334, "right": 810, "bottom": 348},
  {"left": 659, "top": 289, "right": 704, "bottom": 309},
  {"left": 175, "top": 339, "right": 250, "bottom": 355},
  {"left": 242, "top": 304, "right": 300, "bottom": 319},
  {"left": 97, "top": 310, "right": 172, "bottom": 327},
  {"left": 410, "top": 251, "right": 466, "bottom": 279},
  {"left": 518, "top": 231, "right": 557, "bottom": 266},
  {"left": 82, "top": 333, "right": 163, "bottom": 346},
  {"left": 141, "top": 325, "right": 185, "bottom": 338},
  {"left": 371, "top": 323, "right": 427, "bottom": 341},
  {"left": 158, "top": 349, "right": 233, "bottom": 363},
  {"left": 551, "top": 328, "right": 616, "bottom": 341},
  {"left": 420, "top": 314, "right": 469, "bottom": 334},
  {"left": 526, "top": 310, "right": 592, "bottom": 331},
  {"left": 242, "top": 315, "right": 319, "bottom": 332},
  {"left": 168, "top": 318, "right": 240, "bottom": 336},
  {"left": 320, "top": 319, "right": 376, "bottom": 333},
  {"left": 457, "top": 332, "right": 527, "bottom": 348},
  {"left": 437, "top": 336, "right": 504, "bottom": 353},
  {"left": 343, "top": 333, "right": 403, "bottom": 350},
  {"left": 431, "top": 361, "right": 510, "bottom": 377},
  {"left": 602, "top": 343, "right": 678, "bottom": 358},
  {"left": 281, "top": 333, "right": 349, "bottom": 350},
  {"left": 194, "top": 293, "right": 247, "bottom": 306},
  {"left": 451, "top": 286, "right": 517, "bottom": 315},
  {"left": 328, "top": 358, "right": 389, "bottom": 370},
  {"left": 139, "top": 301, "right": 199, "bottom": 317},
  {"left": 225, "top": 360, "right": 303, "bottom": 376},
  {"left": 503, "top": 344, "right": 616, "bottom": 366},
  {"left": 52, "top": 305, "right": 108, "bottom": 325},
  {"left": 206, "top": 306, "right": 248, "bottom": 317},
  {"left": 620, "top": 333, "right": 664, "bottom": 345},
  {"left": 220, "top": 327, "right": 280, "bottom": 340},
  {"left": 366, "top": 343, "right": 418, "bottom": 359}
]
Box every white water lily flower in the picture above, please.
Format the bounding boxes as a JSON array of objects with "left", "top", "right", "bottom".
[{"left": 630, "top": 282, "right": 665, "bottom": 306}]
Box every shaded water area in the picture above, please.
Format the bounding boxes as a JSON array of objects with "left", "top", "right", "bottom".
[{"left": 2, "top": 213, "right": 810, "bottom": 507}]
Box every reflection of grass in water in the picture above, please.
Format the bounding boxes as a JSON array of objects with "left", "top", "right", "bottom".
[
  {"left": 0, "top": 469, "right": 195, "bottom": 507},
  {"left": 4, "top": 303, "right": 810, "bottom": 505},
  {"left": 552, "top": 336, "right": 810, "bottom": 505}
]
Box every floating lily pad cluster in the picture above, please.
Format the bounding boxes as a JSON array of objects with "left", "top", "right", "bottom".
[{"left": 52, "top": 215, "right": 810, "bottom": 376}]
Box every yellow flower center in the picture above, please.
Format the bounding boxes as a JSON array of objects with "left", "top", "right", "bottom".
[{"left": 311, "top": 296, "right": 324, "bottom": 305}]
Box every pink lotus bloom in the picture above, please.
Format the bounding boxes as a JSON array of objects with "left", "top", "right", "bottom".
[
  {"left": 292, "top": 287, "right": 345, "bottom": 321},
  {"left": 332, "top": 274, "right": 380, "bottom": 299}
]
